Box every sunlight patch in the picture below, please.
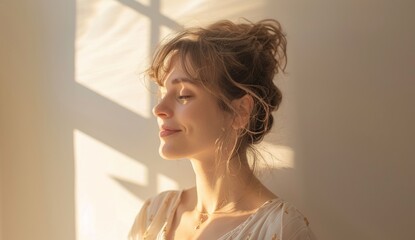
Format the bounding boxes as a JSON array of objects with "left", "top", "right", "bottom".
[
  {"left": 257, "top": 141, "right": 295, "bottom": 169},
  {"left": 157, "top": 173, "right": 180, "bottom": 193},
  {"left": 76, "top": 0, "right": 152, "bottom": 118},
  {"left": 74, "top": 129, "right": 147, "bottom": 240}
]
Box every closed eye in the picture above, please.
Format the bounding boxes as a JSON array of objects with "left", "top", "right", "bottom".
[{"left": 178, "top": 95, "right": 192, "bottom": 100}]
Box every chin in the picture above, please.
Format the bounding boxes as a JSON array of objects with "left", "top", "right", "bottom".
[
  {"left": 158, "top": 147, "right": 185, "bottom": 160},
  {"left": 159, "top": 154, "right": 179, "bottom": 160}
]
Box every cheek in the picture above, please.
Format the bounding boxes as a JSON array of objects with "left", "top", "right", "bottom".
[
  {"left": 180, "top": 106, "right": 210, "bottom": 130},
  {"left": 180, "top": 104, "right": 223, "bottom": 132},
  {"left": 201, "top": 109, "right": 225, "bottom": 133}
]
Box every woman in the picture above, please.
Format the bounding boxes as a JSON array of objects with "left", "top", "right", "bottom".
[{"left": 129, "top": 19, "right": 313, "bottom": 239}]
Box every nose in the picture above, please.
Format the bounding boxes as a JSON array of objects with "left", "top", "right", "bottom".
[{"left": 152, "top": 97, "right": 172, "bottom": 119}]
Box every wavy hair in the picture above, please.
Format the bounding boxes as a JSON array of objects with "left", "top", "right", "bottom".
[{"left": 148, "top": 19, "right": 287, "bottom": 174}]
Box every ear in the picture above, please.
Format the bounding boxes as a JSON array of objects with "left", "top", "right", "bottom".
[{"left": 231, "top": 94, "right": 254, "bottom": 130}]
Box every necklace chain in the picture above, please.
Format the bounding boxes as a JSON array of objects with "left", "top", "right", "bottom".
[
  {"left": 195, "top": 212, "right": 209, "bottom": 230},
  {"left": 193, "top": 177, "right": 259, "bottom": 230},
  {"left": 193, "top": 194, "right": 247, "bottom": 230}
]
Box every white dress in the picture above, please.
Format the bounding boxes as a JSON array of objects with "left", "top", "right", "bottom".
[{"left": 129, "top": 190, "right": 313, "bottom": 240}]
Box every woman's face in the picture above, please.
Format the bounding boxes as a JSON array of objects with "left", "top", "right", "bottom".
[{"left": 153, "top": 58, "right": 231, "bottom": 161}]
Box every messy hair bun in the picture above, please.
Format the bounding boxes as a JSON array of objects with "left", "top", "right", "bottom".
[
  {"left": 149, "top": 18, "right": 287, "bottom": 164},
  {"left": 202, "top": 19, "right": 287, "bottom": 144}
]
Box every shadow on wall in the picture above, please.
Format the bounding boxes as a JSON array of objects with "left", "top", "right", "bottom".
[
  {"left": 75, "top": 0, "right": 189, "bottom": 203},
  {"left": 73, "top": 1, "right": 191, "bottom": 239}
]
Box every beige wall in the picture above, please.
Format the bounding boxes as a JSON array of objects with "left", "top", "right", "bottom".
[
  {"left": 0, "top": 1, "right": 76, "bottom": 240},
  {"left": 1, "top": 0, "right": 414, "bottom": 240},
  {"left": 0, "top": 144, "right": 2, "bottom": 240},
  {"left": 270, "top": 1, "right": 415, "bottom": 239}
]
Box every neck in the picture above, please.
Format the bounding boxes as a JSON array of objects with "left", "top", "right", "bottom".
[{"left": 189, "top": 155, "right": 255, "bottom": 213}]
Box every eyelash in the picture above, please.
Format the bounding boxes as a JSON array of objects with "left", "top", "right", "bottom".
[
  {"left": 157, "top": 92, "right": 192, "bottom": 103},
  {"left": 178, "top": 95, "right": 192, "bottom": 100}
]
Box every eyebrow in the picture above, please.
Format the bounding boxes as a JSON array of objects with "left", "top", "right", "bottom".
[{"left": 165, "top": 77, "right": 198, "bottom": 86}]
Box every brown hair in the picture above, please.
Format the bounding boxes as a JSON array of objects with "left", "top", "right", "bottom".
[{"left": 149, "top": 19, "right": 287, "bottom": 173}]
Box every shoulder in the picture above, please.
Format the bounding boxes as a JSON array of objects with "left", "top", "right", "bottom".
[
  {"left": 141, "top": 190, "right": 183, "bottom": 223},
  {"left": 252, "top": 199, "right": 314, "bottom": 240},
  {"left": 128, "top": 190, "right": 182, "bottom": 240},
  {"left": 146, "top": 190, "right": 182, "bottom": 210}
]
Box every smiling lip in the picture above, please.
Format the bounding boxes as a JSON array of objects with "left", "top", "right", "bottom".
[{"left": 159, "top": 126, "right": 181, "bottom": 137}]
